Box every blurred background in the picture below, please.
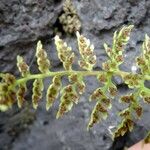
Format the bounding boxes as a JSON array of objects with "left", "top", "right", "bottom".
[{"left": 0, "top": 0, "right": 150, "bottom": 150}]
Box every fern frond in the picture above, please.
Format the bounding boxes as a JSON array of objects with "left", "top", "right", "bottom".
[
  {"left": 88, "top": 73, "right": 112, "bottom": 129},
  {"left": 113, "top": 33, "right": 150, "bottom": 139},
  {"left": 88, "top": 26, "right": 134, "bottom": 129},
  {"left": 0, "top": 25, "right": 150, "bottom": 143},
  {"left": 59, "top": 0, "right": 81, "bottom": 34}
]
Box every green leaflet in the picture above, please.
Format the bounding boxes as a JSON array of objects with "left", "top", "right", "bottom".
[
  {"left": 17, "top": 83, "right": 27, "bottom": 108},
  {"left": 36, "top": 41, "right": 51, "bottom": 73},
  {"left": 32, "top": 79, "right": 44, "bottom": 109},
  {"left": 46, "top": 76, "right": 62, "bottom": 110}
]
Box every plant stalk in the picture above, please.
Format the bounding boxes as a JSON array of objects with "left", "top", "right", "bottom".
[{"left": 15, "top": 70, "right": 150, "bottom": 86}]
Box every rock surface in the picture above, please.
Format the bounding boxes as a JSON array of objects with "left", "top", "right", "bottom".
[{"left": 0, "top": 0, "right": 150, "bottom": 150}]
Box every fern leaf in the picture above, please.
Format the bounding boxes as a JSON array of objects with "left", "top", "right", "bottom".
[
  {"left": 32, "top": 79, "right": 44, "bottom": 109},
  {"left": 17, "top": 55, "right": 30, "bottom": 77},
  {"left": 36, "top": 41, "right": 50, "bottom": 73},
  {"left": 76, "top": 32, "right": 96, "bottom": 71},
  {"left": 17, "top": 83, "right": 27, "bottom": 108},
  {"left": 0, "top": 25, "right": 150, "bottom": 143},
  {"left": 46, "top": 76, "right": 62, "bottom": 110},
  {"left": 55, "top": 35, "right": 75, "bottom": 70}
]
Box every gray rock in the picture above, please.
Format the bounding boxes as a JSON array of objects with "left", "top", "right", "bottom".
[{"left": 0, "top": 0, "right": 62, "bottom": 72}]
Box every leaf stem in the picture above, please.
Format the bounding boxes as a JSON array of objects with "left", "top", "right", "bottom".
[{"left": 14, "top": 70, "right": 150, "bottom": 87}]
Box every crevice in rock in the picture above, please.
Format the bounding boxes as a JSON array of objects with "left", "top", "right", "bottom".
[{"left": 109, "top": 134, "right": 128, "bottom": 150}]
